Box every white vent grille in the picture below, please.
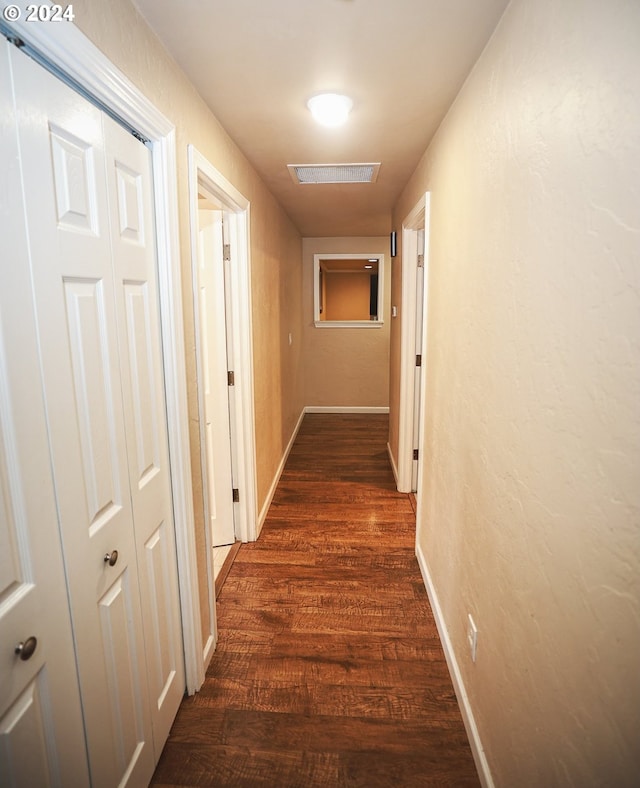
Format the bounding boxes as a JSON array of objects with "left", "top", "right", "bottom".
[{"left": 288, "top": 163, "right": 380, "bottom": 184}]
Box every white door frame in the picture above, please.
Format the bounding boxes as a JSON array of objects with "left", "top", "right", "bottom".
[
  {"left": 187, "top": 146, "right": 258, "bottom": 666},
  {"left": 397, "top": 193, "right": 430, "bottom": 493},
  {"left": 3, "top": 13, "right": 204, "bottom": 693},
  {"left": 188, "top": 146, "right": 257, "bottom": 547}
]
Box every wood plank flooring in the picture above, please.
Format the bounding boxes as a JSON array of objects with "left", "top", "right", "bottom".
[{"left": 151, "top": 414, "right": 480, "bottom": 787}]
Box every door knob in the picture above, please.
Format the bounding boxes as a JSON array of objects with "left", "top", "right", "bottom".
[
  {"left": 104, "top": 550, "right": 118, "bottom": 567},
  {"left": 15, "top": 636, "right": 38, "bottom": 661}
]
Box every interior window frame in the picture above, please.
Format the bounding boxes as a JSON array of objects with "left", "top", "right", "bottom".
[{"left": 313, "top": 253, "right": 385, "bottom": 328}]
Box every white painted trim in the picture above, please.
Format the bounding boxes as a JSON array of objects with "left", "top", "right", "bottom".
[
  {"left": 187, "top": 146, "right": 258, "bottom": 546},
  {"left": 304, "top": 406, "right": 390, "bottom": 414},
  {"left": 154, "top": 132, "right": 203, "bottom": 695},
  {"left": 416, "top": 197, "right": 431, "bottom": 495},
  {"left": 257, "top": 407, "right": 306, "bottom": 534},
  {"left": 397, "top": 194, "right": 428, "bottom": 493},
  {"left": 226, "top": 206, "right": 258, "bottom": 543},
  {"left": 386, "top": 442, "right": 400, "bottom": 486},
  {"left": 186, "top": 151, "right": 219, "bottom": 674},
  {"left": 202, "top": 633, "right": 216, "bottom": 673},
  {"left": 313, "top": 321, "right": 383, "bottom": 329},
  {"left": 415, "top": 542, "right": 494, "bottom": 788},
  {"left": 3, "top": 14, "right": 204, "bottom": 694}
]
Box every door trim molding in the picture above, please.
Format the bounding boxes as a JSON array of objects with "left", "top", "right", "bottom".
[
  {"left": 187, "top": 146, "right": 258, "bottom": 670},
  {"left": 397, "top": 193, "right": 429, "bottom": 493},
  {"left": 3, "top": 14, "right": 204, "bottom": 694}
]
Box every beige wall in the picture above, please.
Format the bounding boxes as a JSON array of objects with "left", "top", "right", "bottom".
[
  {"left": 391, "top": 0, "right": 640, "bottom": 784},
  {"left": 303, "top": 237, "right": 390, "bottom": 408},
  {"left": 324, "top": 272, "right": 371, "bottom": 321},
  {"left": 71, "top": 0, "right": 304, "bottom": 647}
]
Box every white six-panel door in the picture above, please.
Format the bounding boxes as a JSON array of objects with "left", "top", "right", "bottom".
[
  {"left": 104, "top": 114, "right": 185, "bottom": 751},
  {"left": 3, "top": 42, "right": 184, "bottom": 787},
  {"left": 197, "top": 208, "right": 235, "bottom": 547},
  {"left": 0, "top": 40, "right": 90, "bottom": 788},
  {"left": 13, "top": 47, "right": 154, "bottom": 787}
]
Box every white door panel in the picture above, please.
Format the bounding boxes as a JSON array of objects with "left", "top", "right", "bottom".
[
  {"left": 411, "top": 230, "right": 425, "bottom": 492},
  {"left": 6, "top": 41, "right": 189, "bottom": 786},
  {"left": 11, "top": 46, "right": 154, "bottom": 788},
  {"left": 63, "top": 278, "right": 127, "bottom": 529},
  {"left": 0, "top": 679, "right": 56, "bottom": 788},
  {"left": 49, "top": 122, "right": 100, "bottom": 234},
  {"left": 197, "top": 209, "right": 235, "bottom": 547},
  {"left": 98, "top": 571, "right": 149, "bottom": 778},
  {"left": 104, "top": 116, "right": 185, "bottom": 750},
  {"left": 0, "top": 40, "right": 89, "bottom": 788},
  {"left": 3, "top": 41, "right": 184, "bottom": 785}
]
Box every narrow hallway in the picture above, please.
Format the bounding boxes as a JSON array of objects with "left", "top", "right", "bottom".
[{"left": 152, "top": 414, "right": 479, "bottom": 787}]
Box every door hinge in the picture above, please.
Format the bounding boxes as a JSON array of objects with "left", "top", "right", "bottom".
[
  {"left": 227, "top": 370, "right": 235, "bottom": 386},
  {"left": 223, "top": 243, "right": 231, "bottom": 261},
  {"left": 416, "top": 354, "right": 422, "bottom": 367},
  {"left": 232, "top": 488, "right": 240, "bottom": 503},
  {"left": 413, "top": 449, "right": 419, "bottom": 461},
  {"left": 417, "top": 254, "right": 424, "bottom": 268}
]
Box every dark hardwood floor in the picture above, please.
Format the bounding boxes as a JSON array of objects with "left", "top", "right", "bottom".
[{"left": 151, "top": 414, "right": 480, "bottom": 787}]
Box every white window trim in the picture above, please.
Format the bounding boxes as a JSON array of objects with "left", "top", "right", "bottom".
[{"left": 313, "top": 252, "right": 385, "bottom": 327}]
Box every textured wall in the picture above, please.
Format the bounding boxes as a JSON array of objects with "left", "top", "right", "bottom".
[
  {"left": 323, "top": 272, "right": 371, "bottom": 322},
  {"left": 71, "top": 0, "right": 304, "bottom": 645},
  {"left": 302, "top": 237, "right": 391, "bottom": 408},
  {"left": 391, "top": 0, "right": 640, "bottom": 784}
]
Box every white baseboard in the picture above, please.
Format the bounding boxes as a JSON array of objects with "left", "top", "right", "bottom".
[
  {"left": 415, "top": 542, "right": 494, "bottom": 788},
  {"left": 304, "top": 405, "right": 390, "bottom": 414},
  {"left": 202, "top": 633, "right": 216, "bottom": 672},
  {"left": 257, "top": 407, "right": 306, "bottom": 534},
  {"left": 387, "top": 442, "right": 400, "bottom": 486}
]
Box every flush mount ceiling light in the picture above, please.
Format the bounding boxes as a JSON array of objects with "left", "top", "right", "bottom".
[{"left": 307, "top": 93, "right": 353, "bottom": 127}]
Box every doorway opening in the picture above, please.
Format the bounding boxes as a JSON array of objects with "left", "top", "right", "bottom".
[{"left": 188, "top": 146, "right": 257, "bottom": 666}]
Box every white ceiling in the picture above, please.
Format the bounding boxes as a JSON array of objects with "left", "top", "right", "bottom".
[{"left": 133, "top": 0, "right": 509, "bottom": 237}]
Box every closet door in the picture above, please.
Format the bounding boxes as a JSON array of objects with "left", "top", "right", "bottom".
[
  {"left": 10, "top": 43, "right": 183, "bottom": 786},
  {"left": 11, "top": 44, "right": 154, "bottom": 787},
  {"left": 0, "top": 40, "right": 89, "bottom": 788},
  {"left": 104, "top": 116, "right": 185, "bottom": 750}
]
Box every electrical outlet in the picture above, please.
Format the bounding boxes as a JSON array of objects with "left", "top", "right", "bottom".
[{"left": 467, "top": 614, "right": 478, "bottom": 663}]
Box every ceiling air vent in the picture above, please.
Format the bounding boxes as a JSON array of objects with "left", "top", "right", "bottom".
[{"left": 287, "top": 163, "right": 380, "bottom": 185}]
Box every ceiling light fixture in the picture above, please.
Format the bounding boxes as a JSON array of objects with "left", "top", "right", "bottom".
[{"left": 307, "top": 93, "right": 353, "bottom": 127}]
